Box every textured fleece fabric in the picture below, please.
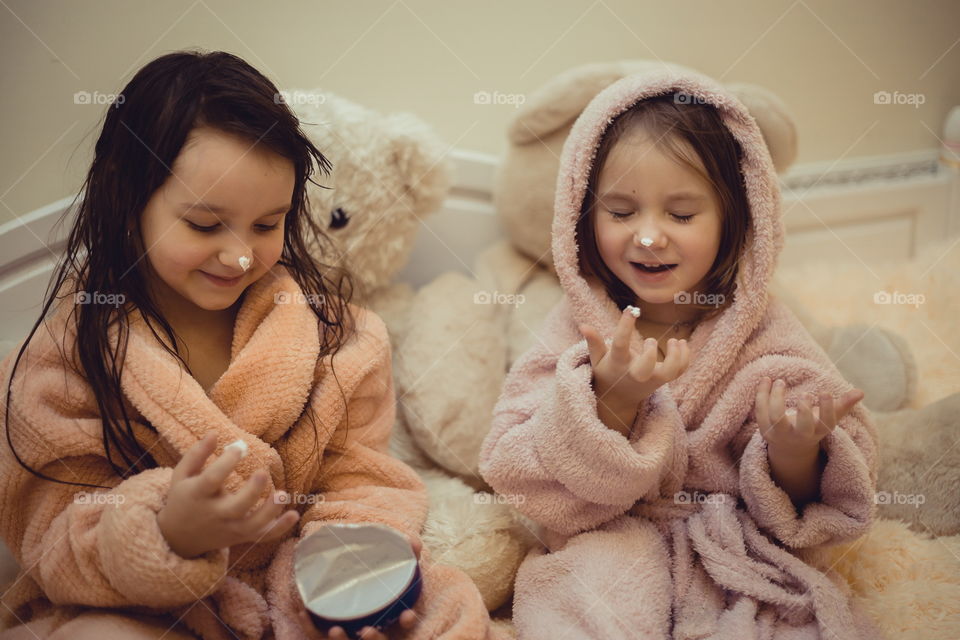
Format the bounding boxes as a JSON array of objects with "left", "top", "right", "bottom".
[
  {"left": 0, "top": 267, "right": 495, "bottom": 640},
  {"left": 479, "top": 69, "right": 880, "bottom": 640}
]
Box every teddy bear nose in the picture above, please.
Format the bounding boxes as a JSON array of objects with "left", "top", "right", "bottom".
[{"left": 330, "top": 207, "right": 350, "bottom": 229}]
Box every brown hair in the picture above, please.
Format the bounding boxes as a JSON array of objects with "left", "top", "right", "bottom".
[
  {"left": 576, "top": 92, "right": 752, "bottom": 320},
  {"left": 5, "top": 50, "right": 354, "bottom": 489}
]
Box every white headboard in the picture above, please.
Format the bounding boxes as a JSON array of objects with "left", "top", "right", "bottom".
[
  {"left": 0, "top": 196, "right": 77, "bottom": 347},
  {"left": 2, "top": 148, "right": 958, "bottom": 350}
]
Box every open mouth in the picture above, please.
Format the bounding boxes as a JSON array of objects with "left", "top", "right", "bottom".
[{"left": 630, "top": 262, "right": 678, "bottom": 274}]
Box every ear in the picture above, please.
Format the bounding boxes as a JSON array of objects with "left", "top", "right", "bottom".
[
  {"left": 507, "top": 60, "right": 690, "bottom": 146},
  {"left": 384, "top": 112, "right": 453, "bottom": 216},
  {"left": 725, "top": 83, "right": 799, "bottom": 174}
]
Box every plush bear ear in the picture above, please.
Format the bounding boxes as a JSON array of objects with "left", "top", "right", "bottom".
[
  {"left": 726, "top": 83, "right": 799, "bottom": 174},
  {"left": 507, "top": 63, "right": 632, "bottom": 146},
  {"left": 506, "top": 60, "right": 690, "bottom": 146},
  {"left": 384, "top": 112, "right": 453, "bottom": 216}
]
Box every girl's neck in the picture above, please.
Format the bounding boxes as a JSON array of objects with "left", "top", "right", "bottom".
[{"left": 149, "top": 279, "right": 242, "bottom": 342}]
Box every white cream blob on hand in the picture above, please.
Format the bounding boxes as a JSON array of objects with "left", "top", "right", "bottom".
[
  {"left": 626, "top": 305, "right": 641, "bottom": 318},
  {"left": 238, "top": 255, "right": 252, "bottom": 272},
  {"left": 225, "top": 438, "right": 249, "bottom": 458}
]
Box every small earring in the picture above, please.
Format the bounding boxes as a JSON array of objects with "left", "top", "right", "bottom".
[
  {"left": 238, "top": 255, "right": 252, "bottom": 272},
  {"left": 640, "top": 237, "right": 654, "bottom": 247}
]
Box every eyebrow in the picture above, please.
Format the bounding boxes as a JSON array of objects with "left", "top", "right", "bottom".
[{"left": 180, "top": 202, "right": 291, "bottom": 216}]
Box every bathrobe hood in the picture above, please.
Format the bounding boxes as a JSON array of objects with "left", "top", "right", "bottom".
[{"left": 552, "top": 69, "right": 784, "bottom": 386}]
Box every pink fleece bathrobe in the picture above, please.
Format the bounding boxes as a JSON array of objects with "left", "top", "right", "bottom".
[
  {"left": 0, "top": 267, "right": 494, "bottom": 640},
  {"left": 479, "top": 71, "right": 880, "bottom": 639}
]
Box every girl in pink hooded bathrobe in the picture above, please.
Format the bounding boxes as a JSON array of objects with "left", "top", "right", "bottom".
[{"left": 479, "top": 70, "right": 880, "bottom": 639}]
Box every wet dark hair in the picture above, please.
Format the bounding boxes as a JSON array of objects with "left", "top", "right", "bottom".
[
  {"left": 577, "top": 92, "right": 752, "bottom": 319},
  {"left": 5, "top": 50, "right": 355, "bottom": 489}
]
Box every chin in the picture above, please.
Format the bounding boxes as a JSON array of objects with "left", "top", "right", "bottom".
[
  {"left": 200, "top": 299, "right": 238, "bottom": 312},
  {"left": 200, "top": 295, "right": 242, "bottom": 311},
  {"left": 180, "top": 288, "right": 241, "bottom": 312}
]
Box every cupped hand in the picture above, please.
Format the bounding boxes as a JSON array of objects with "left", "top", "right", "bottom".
[
  {"left": 579, "top": 306, "right": 690, "bottom": 416},
  {"left": 158, "top": 432, "right": 299, "bottom": 558},
  {"left": 755, "top": 376, "right": 864, "bottom": 457}
]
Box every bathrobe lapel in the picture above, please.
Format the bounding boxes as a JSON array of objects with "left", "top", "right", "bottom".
[{"left": 119, "top": 268, "right": 321, "bottom": 495}]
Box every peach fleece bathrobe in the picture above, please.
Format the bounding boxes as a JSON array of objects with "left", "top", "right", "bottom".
[
  {"left": 479, "top": 71, "right": 880, "bottom": 640},
  {"left": 0, "top": 267, "right": 494, "bottom": 640}
]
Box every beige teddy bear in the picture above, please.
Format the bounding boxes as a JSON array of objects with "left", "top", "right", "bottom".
[{"left": 292, "top": 90, "right": 533, "bottom": 614}]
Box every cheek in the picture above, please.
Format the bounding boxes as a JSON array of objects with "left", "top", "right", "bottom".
[
  {"left": 679, "top": 219, "right": 720, "bottom": 259},
  {"left": 145, "top": 228, "right": 211, "bottom": 276},
  {"left": 684, "top": 232, "right": 713, "bottom": 258},
  {"left": 595, "top": 219, "right": 627, "bottom": 261},
  {"left": 255, "top": 235, "right": 285, "bottom": 270}
]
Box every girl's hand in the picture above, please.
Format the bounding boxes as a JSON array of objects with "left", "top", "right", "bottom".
[
  {"left": 580, "top": 307, "right": 690, "bottom": 419},
  {"left": 158, "top": 432, "right": 299, "bottom": 559},
  {"left": 294, "top": 535, "right": 422, "bottom": 640},
  {"left": 755, "top": 377, "right": 865, "bottom": 458},
  {"left": 295, "top": 607, "right": 418, "bottom": 640}
]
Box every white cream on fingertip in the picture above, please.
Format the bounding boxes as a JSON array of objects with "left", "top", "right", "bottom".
[
  {"left": 625, "top": 305, "right": 641, "bottom": 318},
  {"left": 225, "top": 439, "right": 249, "bottom": 458}
]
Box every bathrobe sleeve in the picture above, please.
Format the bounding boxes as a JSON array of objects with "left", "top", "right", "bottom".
[
  {"left": 265, "top": 312, "right": 492, "bottom": 640},
  {"left": 479, "top": 309, "right": 686, "bottom": 537},
  {"left": 0, "top": 345, "right": 229, "bottom": 609},
  {"left": 298, "top": 310, "right": 429, "bottom": 546},
  {"left": 737, "top": 349, "right": 879, "bottom": 549}
]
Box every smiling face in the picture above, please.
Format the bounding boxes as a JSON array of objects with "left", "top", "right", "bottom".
[
  {"left": 592, "top": 132, "right": 723, "bottom": 324},
  {"left": 139, "top": 127, "right": 295, "bottom": 320}
]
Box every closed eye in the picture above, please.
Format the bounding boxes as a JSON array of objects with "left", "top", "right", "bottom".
[
  {"left": 187, "top": 221, "right": 219, "bottom": 232},
  {"left": 186, "top": 221, "right": 282, "bottom": 233},
  {"left": 607, "top": 210, "right": 695, "bottom": 223}
]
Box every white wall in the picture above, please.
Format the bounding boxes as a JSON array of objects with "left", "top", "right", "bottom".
[{"left": 1, "top": 0, "right": 958, "bottom": 223}]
